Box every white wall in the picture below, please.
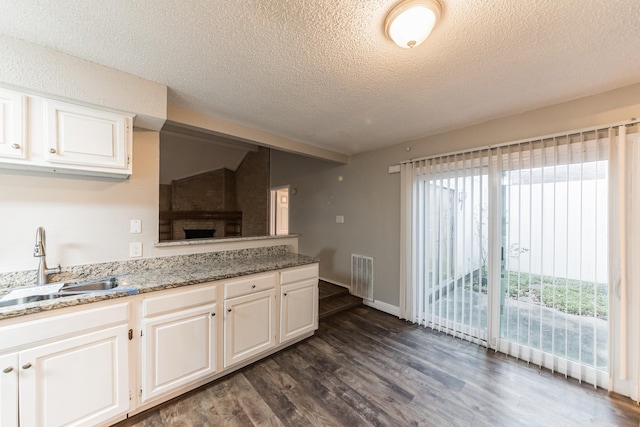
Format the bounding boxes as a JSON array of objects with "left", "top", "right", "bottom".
[
  {"left": 0, "top": 36, "right": 301, "bottom": 273},
  {"left": 0, "top": 131, "right": 299, "bottom": 273},
  {"left": 0, "top": 34, "right": 167, "bottom": 131},
  {"left": 0, "top": 131, "right": 158, "bottom": 271},
  {"left": 506, "top": 178, "right": 608, "bottom": 283}
]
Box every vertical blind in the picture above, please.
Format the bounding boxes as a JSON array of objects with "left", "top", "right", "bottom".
[{"left": 400, "top": 122, "right": 640, "bottom": 395}]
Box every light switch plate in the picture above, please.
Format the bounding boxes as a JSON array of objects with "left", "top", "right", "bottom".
[
  {"left": 336, "top": 215, "right": 344, "bottom": 223},
  {"left": 130, "top": 219, "right": 141, "bottom": 234},
  {"left": 129, "top": 242, "right": 142, "bottom": 257}
]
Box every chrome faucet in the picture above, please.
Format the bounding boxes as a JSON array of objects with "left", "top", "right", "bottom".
[{"left": 33, "top": 227, "right": 61, "bottom": 285}]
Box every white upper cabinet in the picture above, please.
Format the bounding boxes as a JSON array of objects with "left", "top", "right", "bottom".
[
  {"left": 0, "top": 87, "right": 26, "bottom": 160},
  {"left": 45, "top": 99, "right": 131, "bottom": 172},
  {"left": 0, "top": 86, "right": 134, "bottom": 178}
]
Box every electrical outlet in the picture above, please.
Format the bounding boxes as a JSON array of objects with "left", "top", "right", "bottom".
[
  {"left": 130, "top": 219, "right": 141, "bottom": 234},
  {"left": 129, "top": 242, "right": 142, "bottom": 258},
  {"left": 336, "top": 215, "right": 344, "bottom": 223}
]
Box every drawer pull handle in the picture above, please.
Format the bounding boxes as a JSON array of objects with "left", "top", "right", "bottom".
[
  {"left": 11, "top": 143, "right": 20, "bottom": 149},
  {"left": 251, "top": 284, "right": 256, "bottom": 289},
  {"left": 22, "top": 363, "right": 32, "bottom": 370},
  {"left": 49, "top": 148, "right": 57, "bottom": 154},
  {"left": 3, "top": 366, "right": 13, "bottom": 373}
]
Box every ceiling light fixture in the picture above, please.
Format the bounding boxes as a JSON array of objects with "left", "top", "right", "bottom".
[{"left": 385, "top": 0, "right": 441, "bottom": 49}]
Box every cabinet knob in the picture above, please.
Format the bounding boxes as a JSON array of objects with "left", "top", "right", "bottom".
[
  {"left": 284, "top": 293, "right": 288, "bottom": 296},
  {"left": 211, "top": 312, "right": 216, "bottom": 317},
  {"left": 251, "top": 284, "right": 256, "bottom": 289},
  {"left": 2, "top": 366, "right": 13, "bottom": 373},
  {"left": 11, "top": 143, "right": 20, "bottom": 149},
  {"left": 22, "top": 363, "right": 32, "bottom": 370},
  {"left": 227, "top": 308, "right": 232, "bottom": 313},
  {"left": 49, "top": 148, "right": 57, "bottom": 154}
]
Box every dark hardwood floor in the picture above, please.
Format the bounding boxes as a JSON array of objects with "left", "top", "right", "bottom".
[{"left": 115, "top": 306, "right": 640, "bottom": 427}]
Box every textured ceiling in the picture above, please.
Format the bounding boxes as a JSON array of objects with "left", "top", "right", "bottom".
[{"left": 1, "top": 0, "right": 640, "bottom": 155}]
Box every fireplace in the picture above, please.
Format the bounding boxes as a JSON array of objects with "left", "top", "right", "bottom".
[{"left": 183, "top": 228, "right": 216, "bottom": 239}]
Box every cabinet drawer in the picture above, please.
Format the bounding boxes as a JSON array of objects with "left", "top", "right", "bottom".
[
  {"left": 143, "top": 285, "right": 217, "bottom": 318},
  {"left": 0, "top": 302, "right": 129, "bottom": 352},
  {"left": 224, "top": 273, "right": 276, "bottom": 299},
  {"left": 280, "top": 264, "right": 318, "bottom": 285}
]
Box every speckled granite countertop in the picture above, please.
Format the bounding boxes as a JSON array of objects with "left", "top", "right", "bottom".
[{"left": 0, "top": 247, "right": 318, "bottom": 321}]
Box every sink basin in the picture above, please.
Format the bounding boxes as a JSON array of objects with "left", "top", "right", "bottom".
[
  {"left": 0, "top": 294, "right": 58, "bottom": 308},
  {"left": 60, "top": 277, "right": 119, "bottom": 292},
  {"left": 0, "top": 276, "right": 136, "bottom": 310}
]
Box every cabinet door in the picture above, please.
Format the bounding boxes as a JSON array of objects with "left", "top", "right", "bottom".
[
  {"left": 18, "top": 325, "right": 129, "bottom": 427},
  {"left": 141, "top": 303, "right": 217, "bottom": 404},
  {"left": 0, "top": 88, "right": 26, "bottom": 160},
  {"left": 280, "top": 278, "right": 318, "bottom": 344},
  {"left": 224, "top": 289, "right": 276, "bottom": 368},
  {"left": 44, "top": 99, "right": 131, "bottom": 172},
  {"left": 0, "top": 353, "right": 18, "bottom": 427}
]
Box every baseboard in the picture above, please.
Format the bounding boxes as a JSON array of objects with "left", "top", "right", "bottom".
[
  {"left": 363, "top": 299, "right": 400, "bottom": 317},
  {"left": 319, "top": 277, "right": 350, "bottom": 290}
]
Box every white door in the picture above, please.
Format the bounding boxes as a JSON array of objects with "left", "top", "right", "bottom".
[
  {"left": 224, "top": 289, "right": 276, "bottom": 368},
  {"left": 275, "top": 189, "right": 289, "bottom": 235},
  {"left": 0, "top": 88, "right": 25, "bottom": 160},
  {"left": 280, "top": 279, "right": 318, "bottom": 343},
  {"left": 141, "top": 303, "right": 217, "bottom": 404},
  {"left": 0, "top": 353, "right": 18, "bottom": 427},
  {"left": 270, "top": 187, "right": 290, "bottom": 236},
  {"left": 19, "top": 325, "right": 129, "bottom": 427}
]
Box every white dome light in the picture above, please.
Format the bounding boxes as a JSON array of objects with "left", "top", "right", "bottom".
[{"left": 385, "top": 0, "right": 442, "bottom": 49}]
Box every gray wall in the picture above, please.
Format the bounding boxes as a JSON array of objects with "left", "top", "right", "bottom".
[
  {"left": 271, "top": 83, "right": 640, "bottom": 309},
  {"left": 271, "top": 149, "right": 403, "bottom": 306}
]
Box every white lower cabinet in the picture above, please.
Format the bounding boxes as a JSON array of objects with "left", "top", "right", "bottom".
[
  {"left": 280, "top": 278, "right": 318, "bottom": 343},
  {"left": 140, "top": 301, "right": 217, "bottom": 404},
  {"left": 0, "top": 303, "right": 130, "bottom": 427},
  {"left": 224, "top": 288, "right": 277, "bottom": 368},
  {"left": 0, "top": 263, "right": 320, "bottom": 425},
  {"left": 19, "top": 325, "right": 129, "bottom": 427},
  {"left": 279, "top": 264, "right": 319, "bottom": 344},
  {"left": 0, "top": 353, "right": 18, "bottom": 427}
]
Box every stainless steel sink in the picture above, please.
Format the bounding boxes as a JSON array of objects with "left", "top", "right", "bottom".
[
  {"left": 0, "top": 276, "right": 136, "bottom": 309},
  {"left": 59, "top": 277, "right": 119, "bottom": 292},
  {"left": 0, "top": 294, "right": 58, "bottom": 308}
]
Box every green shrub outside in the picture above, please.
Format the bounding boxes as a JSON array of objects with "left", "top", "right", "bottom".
[{"left": 466, "top": 270, "right": 608, "bottom": 320}]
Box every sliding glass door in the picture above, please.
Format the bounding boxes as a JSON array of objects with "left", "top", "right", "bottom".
[
  {"left": 418, "top": 155, "right": 489, "bottom": 342},
  {"left": 408, "top": 135, "right": 610, "bottom": 384},
  {"left": 499, "top": 142, "right": 608, "bottom": 381}
]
